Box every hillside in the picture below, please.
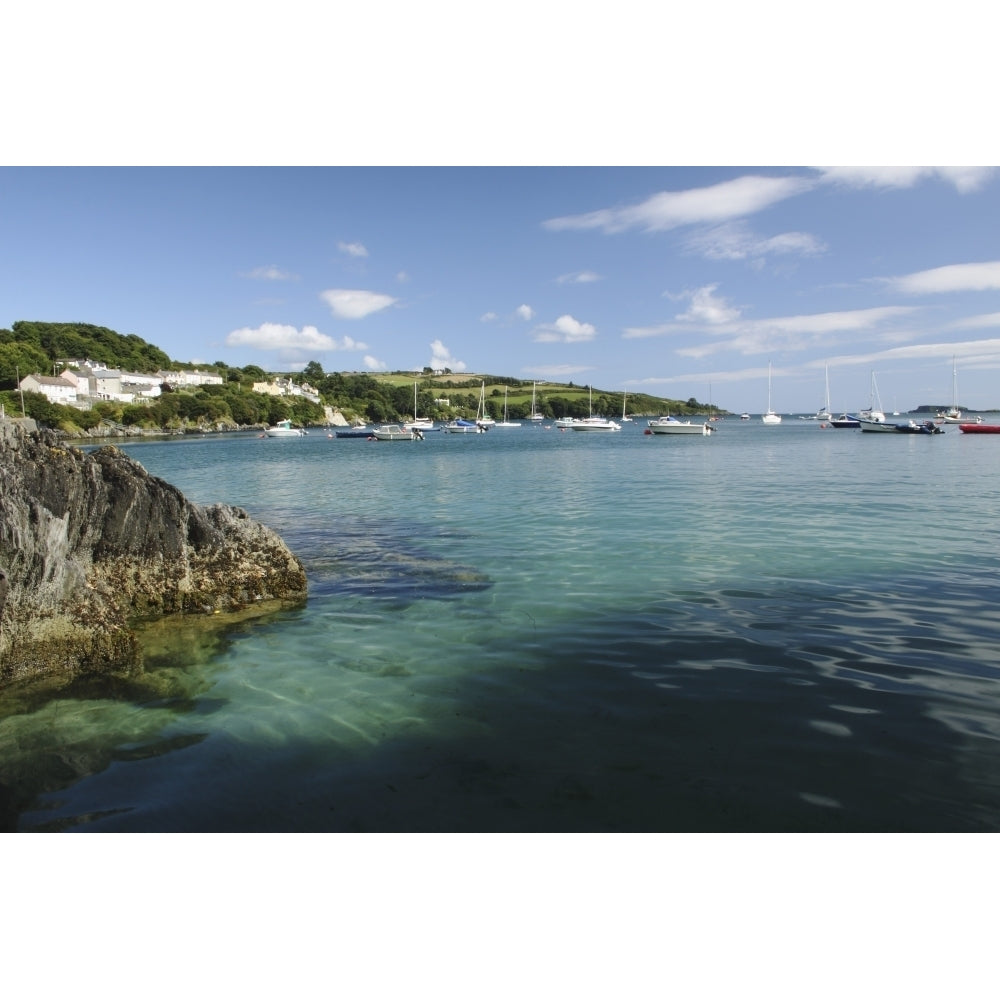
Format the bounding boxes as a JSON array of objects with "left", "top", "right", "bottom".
[{"left": 0, "top": 321, "right": 721, "bottom": 433}]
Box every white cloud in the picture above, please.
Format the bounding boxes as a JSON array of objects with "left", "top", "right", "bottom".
[
  {"left": 816, "top": 166, "right": 996, "bottom": 194},
  {"left": 516, "top": 304, "right": 535, "bottom": 321},
  {"left": 320, "top": 288, "right": 397, "bottom": 319},
  {"left": 556, "top": 270, "right": 602, "bottom": 284},
  {"left": 885, "top": 261, "right": 1000, "bottom": 295},
  {"left": 225, "top": 323, "right": 337, "bottom": 351},
  {"left": 363, "top": 355, "right": 387, "bottom": 370},
  {"left": 243, "top": 264, "right": 298, "bottom": 281},
  {"left": 950, "top": 312, "right": 1000, "bottom": 330},
  {"left": 480, "top": 311, "right": 498, "bottom": 322},
  {"left": 396, "top": 271, "right": 410, "bottom": 283},
  {"left": 543, "top": 175, "right": 813, "bottom": 234},
  {"left": 429, "top": 339, "right": 467, "bottom": 372},
  {"left": 533, "top": 314, "right": 597, "bottom": 343},
  {"left": 338, "top": 241, "right": 369, "bottom": 257},
  {"left": 684, "top": 222, "right": 826, "bottom": 261},
  {"left": 674, "top": 285, "right": 742, "bottom": 324}
]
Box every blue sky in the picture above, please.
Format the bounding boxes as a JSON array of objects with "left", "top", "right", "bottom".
[
  {"left": 3, "top": 165, "right": 999, "bottom": 414},
  {"left": 4, "top": 6, "right": 996, "bottom": 415}
]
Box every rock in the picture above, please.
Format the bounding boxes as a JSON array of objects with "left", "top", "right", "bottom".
[{"left": 0, "top": 420, "right": 307, "bottom": 685}]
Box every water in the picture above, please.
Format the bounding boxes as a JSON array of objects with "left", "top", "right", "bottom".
[{"left": 4, "top": 418, "right": 1000, "bottom": 831}]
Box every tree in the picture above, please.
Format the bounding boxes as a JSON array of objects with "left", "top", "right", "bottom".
[
  {"left": 0, "top": 342, "right": 50, "bottom": 388},
  {"left": 302, "top": 360, "right": 325, "bottom": 383}
]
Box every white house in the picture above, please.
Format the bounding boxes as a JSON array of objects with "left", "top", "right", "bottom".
[{"left": 19, "top": 373, "right": 78, "bottom": 404}]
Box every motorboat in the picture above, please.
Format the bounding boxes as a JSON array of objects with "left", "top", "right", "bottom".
[
  {"left": 830, "top": 414, "right": 861, "bottom": 429},
  {"left": 264, "top": 419, "right": 305, "bottom": 437},
  {"left": 371, "top": 423, "right": 420, "bottom": 441},
  {"left": 571, "top": 416, "right": 621, "bottom": 432},
  {"left": 443, "top": 418, "right": 485, "bottom": 434},
  {"left": 646, "top": 416, "right": 714, "bottom": 436},
  {"left": 895, "top": 420, "right": 944, "bottom": 435},
  {"left": 959, "top": 423, "right": 1000, "bottom": 434}
]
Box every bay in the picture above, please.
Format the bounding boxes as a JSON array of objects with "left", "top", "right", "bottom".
[{"left": 4, "top": 417, "right": 1000, "bottom": 831}]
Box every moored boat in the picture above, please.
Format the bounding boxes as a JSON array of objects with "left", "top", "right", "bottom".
[
  {"left": 264, "top": 419, "right": 305, "bottom": 437},
  {"left": 959, "top": 423, "right": 1000, "bottom": 434},
  {"left": 646, "top": 415, "right": 714, "bottom": 435},
  {"left": 371, "top": 423, "right": 420, "bottom": 441},
  {"left": 443, "top": 418, "right": 485, "bottom": 434}
]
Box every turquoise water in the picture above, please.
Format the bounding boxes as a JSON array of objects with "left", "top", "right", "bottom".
[{"left": 4, "top": 418, "right": 1000, "bottom": 831}]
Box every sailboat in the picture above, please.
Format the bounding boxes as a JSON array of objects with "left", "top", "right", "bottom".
[
  {"left": 475, "top": 380, "right": 495, "bottom": 428},
  {"left": 570, "top": 385, "right": 621, "bottom": 431},
  {"left": 529, "top": 381, "right": 544, "bottom": 421},
  {"left": 858, "top": 371, "right": 894, "bottom": 432},
  {"left": 403, "top": 381, "right": 436, "bottom": 431},
  {"left": 761, "top": 362, "right": 781, "bottom": 424},
  {"left": 938, "top": 357, "right": 982, "bottom": 423},
  {"left": 495, "top": 386, "right": 521, "bottom": 427},
  {"left": 620, "top": 390, "right": 633, "bottom": 423},
  {"left": 801, "top": 365, "right": 833, "bottom": 420}
]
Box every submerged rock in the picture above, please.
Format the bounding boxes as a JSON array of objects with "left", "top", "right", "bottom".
[{"left": 0, "top": 420, "right": 307, "bottom": 685}]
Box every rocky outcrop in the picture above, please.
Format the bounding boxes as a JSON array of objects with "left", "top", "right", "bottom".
[{"left": 0, "top": 420, "right": 307, "bottom": 685}]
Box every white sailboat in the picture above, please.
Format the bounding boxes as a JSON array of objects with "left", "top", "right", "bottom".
[
  {"left": 621, "top": 390, "right": 633, "bottom": 423},
  {"left": 571, "top": 385, "right": 621, "bottom": 431},
  {"left": 801, "top": 365, "right": 833, "bottom": 420},
  {"left": 938, "top": 356, "right": 982, "bottom": 423},
  {"left": 475, "top": 380, "right": 495, "bottom": 428},
  {"left": 858, "top": 371, "right": 894, "bottom": 432},
  {"left": 495, "top": 386, "right": 521, "bottom": 427},
  {"left": 529, "top": 381, "right": 544, "bottom": 421},
  {"left": 403, "top": 381, "right": 435, "bottom": 431},
  {"left": 761, "top": 362, "right": 781, "bottom": 424}
]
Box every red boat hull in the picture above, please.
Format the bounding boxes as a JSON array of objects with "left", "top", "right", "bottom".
[{"left": 959, "top": 424, "right": 1000, "bottom": 433}]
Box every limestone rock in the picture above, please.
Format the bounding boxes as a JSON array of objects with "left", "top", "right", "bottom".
[{"left": 0, "top": 420, "right": 307, "bottom": 684}]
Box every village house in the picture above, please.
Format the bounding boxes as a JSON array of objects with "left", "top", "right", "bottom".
[{"left": 18, "top": 373, "right": 78, "bottom": 405}]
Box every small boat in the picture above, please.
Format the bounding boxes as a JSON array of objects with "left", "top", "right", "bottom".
[
  {"left": 264, "top": 419, "right": 305, "bottom": 437},
  {"left": 740, "top": 412, "right": 750, "bottom": 421},
  {"left": 959, "top": 423, "right": 1000, "bottom": 434},
  {"left": 858, "top": 372, "right": 890, "bottom": 431},
  {"left": 335, "top": 426, "right": 375, "bottom": 438},
  {"left": 571, "top": 417, "right": 622, "bottom": 432},
  {"left": 475, "top": 381, "right": 495, "bottom": 429},
  {"left": 620, "top": 391, "right": 633, "bottom": 423},
  {"left": 800, "top": 365, "right": 833, "bottom": 420},
  {"left": 570, "top": 387, "right": 621, "bottom": 431},
  {"left": 529, "top": 382, "right": 544, "bottom": 422},
  {"left": 554, "top": 417, "right": 579, "bottom": 429},
  {"left": 494, "top": 387, "right": 522, "bottom": 428},
  {"left": 762, "top": 362, "right": 781, "bottom": 424},
  {"left": 937, "top": 357, "right": 980, "bottom": 422},
  {"left": 830, "top": 414, "right": 861, "bottom": 429},
  {"left": 370, "top": 423, "right": 420, "bottom": 441},
  {"left": 895, "top": 419, "right": 944, "bottom": 435},
  {"left": 403, "top": 382, "right": 437, "bottom": 431},
  {"left": 646, "top": 415, "right": 714, "bottom": 436},
  {"left": 443, "top": 418, "right": 486, "bottom": 434}
]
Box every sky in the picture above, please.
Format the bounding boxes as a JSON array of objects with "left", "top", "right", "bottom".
[
  {"left": 3, "top": 164, "right": 999, "bottom": 414},
  {"left": 4, "top": 4, "right": 996, "bottom": 416}
]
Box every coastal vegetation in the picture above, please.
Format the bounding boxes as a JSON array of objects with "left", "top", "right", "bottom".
[{"left": 0, "top": 321, "right": 718, "bottom": 433}]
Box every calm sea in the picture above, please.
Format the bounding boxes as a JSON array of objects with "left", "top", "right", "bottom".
[{"left": 4, "top": 416, "right": 1000, "bottom": 831}]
